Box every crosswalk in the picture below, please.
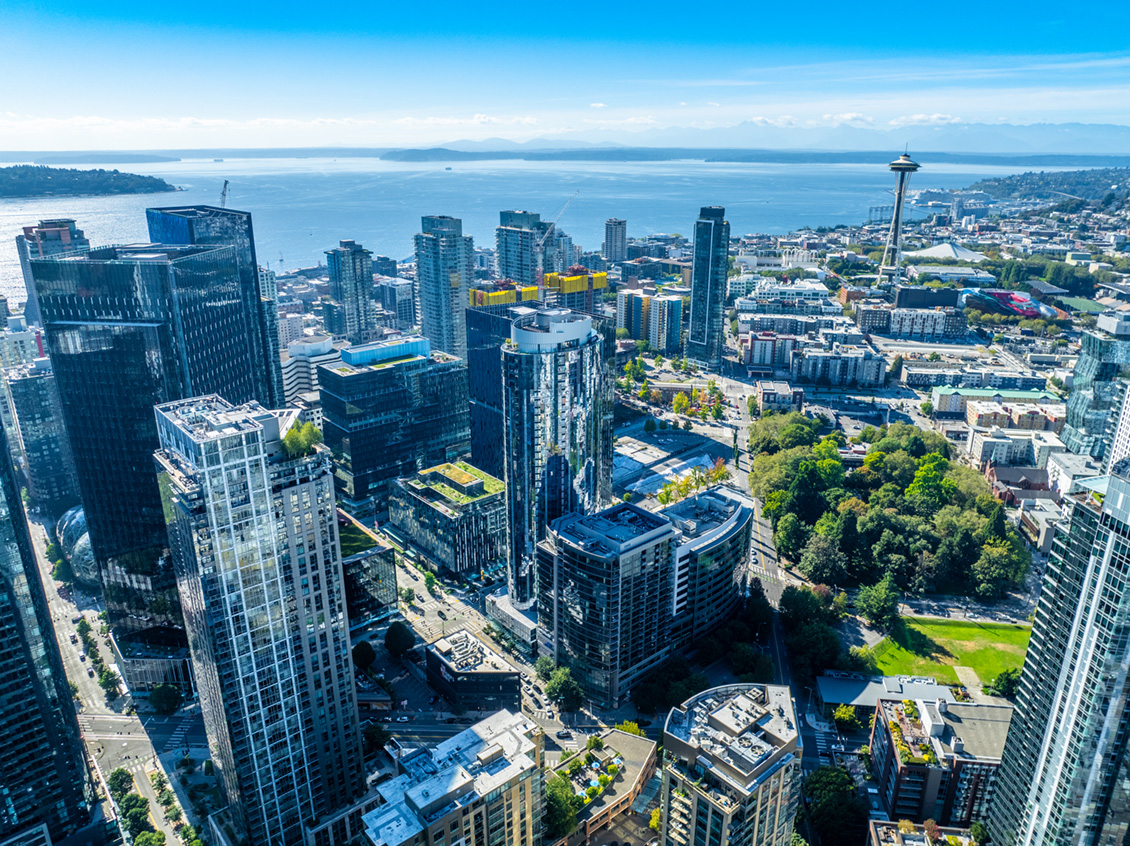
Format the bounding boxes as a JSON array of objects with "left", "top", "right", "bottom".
[{"left": 166, "top": 720, "right": 192, "bottom": 754}]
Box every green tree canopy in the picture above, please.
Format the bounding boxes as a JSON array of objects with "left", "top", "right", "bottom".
[
  {"left": 385, "top": 621, "right": 416, "bottom": 657},
  {"left": 546, "top": 667, "right": 585, "bottom": 711},
  {"left": 535, "top": 655, "right": 556, "bottom": 682},
  {"left": 352, "top": 640, "right": 376, "bottom": 671},
  {"left": 857, "top": 573, "right": 900, "bottom": 630},
  {"left": 150, "top": 683, "right": 183, "bottom": 716},
  {"left": 282, "top": 422, "right": 323, "bottom": 458}
]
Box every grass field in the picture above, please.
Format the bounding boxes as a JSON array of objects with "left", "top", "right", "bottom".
[
  {"left": 869, "top": 617, "right": 1031, "bottom": 686},
  {"left": 338, "top": 520, "right": 379, "bottom": 557}
]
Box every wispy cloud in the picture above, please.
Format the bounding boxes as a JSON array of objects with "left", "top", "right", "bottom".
[
  {"left": 589, "top": 103, "right": 607, "bottom": 108},
  {"left": 888, "top": 113, "right": 962, "bottom": 127}
]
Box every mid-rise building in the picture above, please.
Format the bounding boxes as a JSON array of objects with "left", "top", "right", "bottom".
[
  {"left": 542, "top": 270, "right": 607, "bottom": 314},
  {"left": 337, "top": 514, "right": 399, "bottom": 631},
  {"left": 931, "top": 387, "right": 1060, "bottom": 417},
  {"left": 660, "top": 684, "right": 801, "bottom": 846},
  {"left": 502, "top": 309, "right": 612, "bottom": 608},
  {"left": 496, "top": 210, "right": 551, "bottom": 287},
  {"left": 15, "top": 218, "right": 89, "bottom": 325},
  {"left": 791, "top": 345, "right": 884, "bottom": 387},
  {"left": 870, "top": 698, "right": 1011, "bottom": 827},
  {"left": 425, "top": 630, "right": 520, "bottom": 713},
  {"left": 4, "top": 357, "right": 79, "bottom": 516},
  {"left": 415, "top": 216, "right": 474, "bottom": 359},
  {"left": 616, "top": 289, "right": 651, "bottom": 340},
  {"left": 155, "top": 397, "right": 364, "bottom": 846},
  {"left": 278, "top": 312, "right": 307, "bottom": 347},
  {"left": 373, "top": 255, "right": 398, "bottom": 277},
  {"left": 685, "top": 206, "right": 729, "bottom": 371},
  {"left": 147, "top": 205, "right": 285, "bottom": 408},
  {"left": 377, "top": 277, "right": 417, "bottom": 331},
  {"left": 988, "top": 463, "right": 1130, "bottom": 845},
  {"left": 320, "top": 336, "right": 469, "bottom": 517},
  {"left": 280, "top": 334, "right": 344, "bottom": 405},
  {"left": 967, "top": 427, "right": 1066, "bottom": 469},
  {"left": 868, "top": 821, "right": 977, "bottom": 846},
  {"left": 323, "top": 239, "right": 379, "bottom": 344},
  {"left": 649, "top": 294, "right": 683, "bottom": 353},
  {"left": 388, "top": 461, "right": 506, "bottom": 577},
  {"left": 603, "top": 218, "right": 627, "bottom": 263},
  {"left": 741, "top": 332, "right": 803, "bottom": 372},
  {"left": 1061, "top": 312, "right": 1130, "bottom": 459},
  {"left": 0, "top": 422, "right": 92, "bottom": 844},
  {"left": 31, "top": 243, "right": 272, "bottom": 630},
  {"left": 361, "top": 710, "right": 544, "bottom": 846}
]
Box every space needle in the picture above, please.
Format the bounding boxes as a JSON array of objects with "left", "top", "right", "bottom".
[{"left": 879, "top": 152, "right": 920, "bottom": 283}]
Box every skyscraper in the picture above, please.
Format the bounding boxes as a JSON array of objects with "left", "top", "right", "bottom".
[
  {"left": 1061, "top": 311, "right": 1130, "bottom": 460},
  {"left": 147, "top": 205, "right": 285, "bottom": 408},
  {"left": 603, "top": 218, "right": 627, "bottom": 263},
  {"left": 0, "top": 422, "right": 92, "bottom": 843},
  {"left": 31, "top": 244, "right": 265, "bottom": 629},
  {"left": 496, "top": 210, "right": 551, "bottom": 287},
  {"left": 684, "top": 206, "right": 729, "bottom": 372},
  {"left": 501, "top": 309, "right": 611, "bottom": 608},
  {"left": 414, "top": 215, "right": 474, "bottom": 359},
  {"left": 465, "top": 303, "right": 522, "bottom": 480},
  {"left": 155, "top": 397, "right": 364, "bottom": 846},
  {"left": 319, "top": 336, "right": 470, "bottom": 517},
  {"left": 323, "top": 239, "right": 378, "bottom": 344},
  {"left": 989, "top": 455, "right": 1130, "bottom": 843},
  {"left": 15, "top": 218, "right": 90, "bottom": 326}
]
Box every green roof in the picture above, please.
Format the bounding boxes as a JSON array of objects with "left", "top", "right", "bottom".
[
  {"left": 933, "top": 387, "right": 1055, "bottom": 399},
  {"left": 416, "top": 461, "right": 504, "bottom": 504}
]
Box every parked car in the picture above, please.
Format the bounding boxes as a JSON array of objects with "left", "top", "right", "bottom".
[
  {"left": 79, "top": 653, "right": 86, "bottom": 662},
  {"left": 87, "top": 667, "right": 95, "bottom": 677}
]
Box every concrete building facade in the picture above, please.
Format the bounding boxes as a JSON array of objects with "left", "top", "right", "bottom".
[{"left": 415, "top": 216, "right": 474, "bottom": 360}]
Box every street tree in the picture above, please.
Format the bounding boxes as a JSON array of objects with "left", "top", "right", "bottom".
[
  {"left": 535, "top": 655, "right": 556, "bottom": 682},
  {"left": 856, "top": 573, "right": 900, "bottom": 630},
  {"left": 352, "top": 640, "right": 376, "bottom": 671},
  {"left": 107, "top": 768, "right": 133, "bottom": 802},
  {"left": 385, "top": 621, "right": 416, "bottom": 658},
  {"left": 150, "top": 683, "right": 183, "bottom": 716},
  {"left": 545, "top": 667, "right": 585, "bottom": 711}
]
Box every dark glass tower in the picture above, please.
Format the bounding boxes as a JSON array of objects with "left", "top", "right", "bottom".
[
  {"left": 0, "top": 423, "right": 92, "bottom": 842},
  {"left": 146, "top": 205, "right": 285, "bottom": 408},
  {"left": 30, "top": 244, "right": 263, "bottom": 629},
  {"left": 684, "top": 206, "right": 729, "bottom": 372},
  {"left": 466, "top": 303, "right": 523, "bottom": 480}
]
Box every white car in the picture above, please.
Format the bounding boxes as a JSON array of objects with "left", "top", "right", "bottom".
[{"left": 396, "top": 715, "right": 409, "bottom": 723}]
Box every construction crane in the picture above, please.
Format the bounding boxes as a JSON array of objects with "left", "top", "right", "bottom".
[
  {"left": 535, "top": 190, "right": 579, "bottom": 285},
  {"left": 219, "top": 180, "right": 229, "bottom": 209}
]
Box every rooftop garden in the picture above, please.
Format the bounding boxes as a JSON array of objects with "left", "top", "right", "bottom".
[
  {"left": 338, "top": 519, "right": 380, "bottom": 557},
  {"left": 887, "top": 702, "right": 939, "bottom": 767}
]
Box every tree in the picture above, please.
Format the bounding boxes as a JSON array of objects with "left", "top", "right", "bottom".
[
  {"left": 546, "top": 667, "right": 585, "bottom": 711},
  {"left": 98, "top": 667, "right": 121, "bottom": 699},
  {"left": 778, "top": 423, "right": 817, "bottom": 450},
  {"left": 644, "top": 417, "right": 657, "bottom": 433},
  {"left": 107, "top": 768, "right": 134, "bottom": 802},
  {"left": 887, "top": 355, "right": 904, "bottom": 380},
  {"left": 779, "top": 585, "right": 830, "bottom": 632},
  {"left": 399, "top": 586, "right": 416, "bottom": 604},
  {"left": 650, "top": 808, "right": 662, "bottom": 830},
  {"left": 423, "top": 571, "right": 437, "bottom": 592},
  {"left": 972, "top": 541, "right": 1019, "bottom": 600},
  {"left": 281, "top": 421, "right": 323, "bottom": 458},
  {"left": 790, "top": 834, "right": 810, "bottom": 846},
  {"left": 134, "top": 832, "right": 166, "bottom": 846},
  {"left": 586, "top": 735, "right": 605, "bottom": 750},
  {"left": 833, "top": 703, "right": 859, "bottom": 730},
  {"left": 989, "top": 667, "right": 1022, "bottom": 699},
  {"left": 672, "top": 392, "right": 690, "bottom": 415},
  {"left": 920, "top": 401, "right": 934, "bottom": 416},
  {"left": 614, "top": 720, "right": 645, "bottom": 736},
  {"left": 799, "top": 534, "right": 848, "bottom": 586},
  {"left": 150, "top": 683, "right": 183, "bottom": 716},
  {"left": 535, "top": 655, "right": 556, "bottom": 682},
  {"left": 352, "top": 640, "right": 376, "bottom": 671},
  {"left": 970, "top": 821, "right": 991, "bottom": 845},
  {"left": 545, "top": 774, "right": 582, "bottom": 838},
  {"left": 362, "top": 721, "right": 392, "bottom": 753},
  {"left": 385, "top": 621, "right": 416, "bottom": 657},
  {"left": 857, "top": 573, "right": 900, "bottom": 630},
  {"left": 75, "top": 617, "right": 92, "bottom": 636},
  {"left": 616, "top": 327, "right": 630, "bottom": 340},
  {"left": 804, "top": 766, "right": 868, "bottom": 846}
]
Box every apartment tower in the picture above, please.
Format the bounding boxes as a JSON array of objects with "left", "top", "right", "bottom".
[
  {"left": 414, "top": 215, "right": 474, "bottom": 360},
  {"left": 684, "top": 206, "right": 729, "bottom": 372}
]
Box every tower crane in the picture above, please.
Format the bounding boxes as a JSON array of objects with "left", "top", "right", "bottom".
[
  {"left": 535, "top": 189, "right": 579, "bottom": 285},
  {"left": 219, "top": 180, "right": 229, "bottom": 209}
]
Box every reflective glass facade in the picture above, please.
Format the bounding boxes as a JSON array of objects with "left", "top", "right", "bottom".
[
  {"left": 1060, "top": 328, "right": 1130, "bottom": 459},
  {"left": 0, "top": 424, "right": 91, "bottom": 842},
  {"left": 5, "top": 359, "right": 79, "bottom": 517},
  {"left": 685, "top": 207, "right": 729, "bottom": 372}
]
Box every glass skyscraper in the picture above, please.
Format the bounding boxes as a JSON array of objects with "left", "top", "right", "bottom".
[
  {"left": 684, "top": 206, "right": 729, "bottom": 372},
  {"left": 147, "top": 205, "right": 285, "bottom": 409},
  {"left": 415, "top": 215, "right": 474, "bottom": 360},
  {"left": 155, "top": 397, "right": 364, "bottom": 846},
  {"left": 989, "top": 460, "right": 1130, "bottom": 843},
  {"left": 0, "top": 422, "right": 92, "bottom": 843},
  {"left": 1060, "top": 313, "right": 1130, "bottom": 460},
  {"left": 30, "top": 244, "right": 266, "bottom": 629},
  {"left": 502, "top": 308, "right": 611, "bottom": 607}
]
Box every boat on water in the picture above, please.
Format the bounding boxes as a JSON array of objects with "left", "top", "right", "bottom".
[
  {"left": 445, "top": 167, "right": 452, "bottom": 171},
  {"left": 213, "top": 158, "right": 224, "bottom": 162}
]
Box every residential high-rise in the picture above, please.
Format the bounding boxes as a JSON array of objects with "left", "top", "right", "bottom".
[
  {"left": 147, "top": 205, "right": 285, "bottom": 408},
  {"left": 496, "top": 210, "right": 551, "bottom": 287},
  {"left": 542, "top": 269, "right": 607, "bottom": 314},
  {"left": 501, "top": 309, "right": 612, "bottom": 608},
  {"left": 988, "top": 457, "right": 1130, "bottom": 844},
  {"left": 414, "top": 216, "right": 474, "bottom": 359},
  {"left": 31, "top": 244, "right": 267, "bottom": 629},
  {"left": 537, "top": 503, "right": 678, "bottom": 707},
  {"left": 465, "top": 303, "right": 526, "bottom": 480},
  {"left": 319, "top": 336, "right": 470, "bottom": 517},
  {"left": 4, "top": 356, "right": 79, "bottom": 517},
  {"left": 660, "top": 684, "right": 802, "bottom": 846},
  {"left": 323, "top": 239, "right": 379, "bottom": 344},
  {"left": 155, "top": 397, "right": 364, "bottom": 846},
  {"left": 15, "top": 218, "right": 90, "bottom": 325},
  {"left": 649, "top": 294, "right": 683, "bottom": 354},
  {"left": 604, "top": 218, "right": 627, "bottom": 263},
  {"left": 1061, "top": 311, "right": 1130, "bottom": 460},
  {"left": 0, "top": 422, "right": 92, "bottom": 843},
  {"left": 684, "top": 206, "right": 729, "bottom": 372},
  {"left": 377, "top": 277, "right": 417, "bottom": 332}
]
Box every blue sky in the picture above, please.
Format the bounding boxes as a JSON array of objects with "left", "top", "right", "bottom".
[{"left": 1, "top": 0, "right": 1128, "bottom": 149}]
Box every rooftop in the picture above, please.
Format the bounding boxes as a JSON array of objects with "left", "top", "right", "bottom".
[
  {"left": 552, "top": 502, "right": 675, "bottom": 558},
  {"left": 658, "top": 486, "right": 756, "bottom": 545},
  {"left": 934, "top": 387, "right": 1059, "bottom": 400},
  {"left": 409, "top": 462, "right": 504, "bottom": 507},
  {"left": 817, "top": 673, "right": 955, "bottom": 709},
  {"left": 429, "top": 630, "right": 514, "bottom": 675},
  {"left": 550, "top": 728, "right": 657, "bottom": 826}
]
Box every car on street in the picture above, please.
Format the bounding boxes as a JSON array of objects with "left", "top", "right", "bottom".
[
  {"left": 555, "top": 730, "right": 571, "bottom": 739},
  {"left": 396, "top": 716, "right": 409, "bottom": 722},
  {"left": 79, "top": 653, "right": 86, "bottom": 662},
  {"left": 87, "top": 667, "right": 94, "bottom": 677}
]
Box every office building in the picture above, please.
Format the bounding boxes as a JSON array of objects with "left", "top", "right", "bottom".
[
  {"left": 15, "top": 218, "right": 89, "bottom": 325},
  {"left": 496, "top": 210, "right": 551, "bottom": 287},
  {"left": 377, "top": 277, "right": 417, "bottom": 332},
  {"left": 415, "top": 216, "right": 474, "bottom": 359},
  {"left": 320, "top": 336, "right": 469, "bottom": 517},
  {"left": 649, "top": 295, "right": 683, "bottom": 353},
  {"left": 31, "top": 244, "right": 267, "bottom": 629},
  {"left": 538, "top": 504, "right": 678, "bottom": 707},
  {"left": 155, "top": 397, "right": 364, "bottom": 846},
  {"left": 280, "top": 335, "right": 344, "bottom": 405},
  {"left": 147, "top": 205, "right": 285, "bottom": 408},
  {"left": 337, "top": 516, "right": 399, "bottom": 631},
  {"left": 988, "top": 460, "right": 1130, "bottom": 845},
  {"left": 660, "top": 684, "right": 802, "bottom": 846},
  {"left": 542, "top": 270, "right": 607, "bottom": 314},
  {"left": 685, "top": 207, "right": 729, "bottom": 371},
  {"left": 0, "top": 422, "right": 92, "bottom": 844},
  {"left": 756, "top": 381, "right": 804, "bottom": 414},
  {"left": 361, "top": 710, "right": 543, "bottom": 846},
  {"left": 323, "top": 239, "right": 379, "bottom": 344},
  {"left": 502, "top": 309, "right": 612, "bottom": 608},
  {"left": 388, "top": 462, "right": 506, "bottom": 577},
  {"left": 870, "top": 698, "right": 1011, "bottom": 827},
  {"left": 603, "top": 218, "right": 627, "bottom": 263},
  {"left": 372, "top": 255, "right": 398, "bottom": 277},
  {"left": 465, "top": 304, "right": 521, "bottom": 481},
  {"left": 4, "top": 357, "right": 79, "bottom": 517},
  {"left": 425, "top": 630, "right": 520, "bottom": 713},
  {"left": 1061, "top": 312, "right": 1130, "bottom": 459}
]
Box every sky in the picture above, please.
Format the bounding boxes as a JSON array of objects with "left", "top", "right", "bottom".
[{"left": 2, "top": 0, "right": 1129, "bottom": 150}]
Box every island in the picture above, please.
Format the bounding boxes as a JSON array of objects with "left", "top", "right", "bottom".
[{"left": 0, "top": 164, "right": 177, "bottom": 198}]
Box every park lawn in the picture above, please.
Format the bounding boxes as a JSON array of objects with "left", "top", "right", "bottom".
[{"left": 869, "top": 617, "right": 1031, "bottom": 686}]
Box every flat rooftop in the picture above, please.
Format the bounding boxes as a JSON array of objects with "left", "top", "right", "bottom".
[
  {"left": 659, "top": 486, "right": 755, "bottom": 544},
  {"left": 430, "top": 630, "right": 514, "bottom": 675},
  {"left": 553, "top": 502, "right": 674, "bottom": 557}
]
